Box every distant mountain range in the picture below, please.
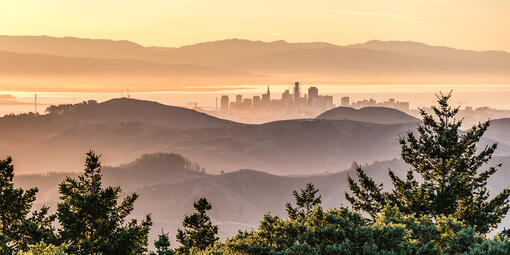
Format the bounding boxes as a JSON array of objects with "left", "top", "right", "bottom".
[
  {"left": 1, "top": 98, "right": 508, "bottom": 175},
  {"left": 1, "top": 35, "right": 510, "bottom": 90}
]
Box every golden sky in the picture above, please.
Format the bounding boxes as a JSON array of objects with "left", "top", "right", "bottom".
[{"left": 1, "top": 0, "right": 510, "bottom": 51}]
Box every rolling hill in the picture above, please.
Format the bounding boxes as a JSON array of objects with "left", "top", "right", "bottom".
[
  {"left": 0, "top": 98, "right": 243, "bottom": 173},
  {"left": 172, "top": 118, "right": 414, "bottom": 175},
  {"left": 486, "top": 118, "right": 510, "bottom": 146},
  {"left": 15, "top": 152, "right": 510, "bottom": 243},
  {"left": 316, "top": 106, "right": 420, "bottom": 124},
  {"left": 1, "top": 98, "right": 507, "bottom": 175}
]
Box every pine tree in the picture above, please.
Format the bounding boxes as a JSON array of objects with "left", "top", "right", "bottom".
[
  {"left": 176, "top": 197, "right": 218, "bottom": 254},
  {"left": 0, "top": 157, "right": 56, "bottom": 254},
  {"left": 150, "top": 230, "right": 174, "bottom": 255},
  {"left": 56, "top": 151, "right": 152, "bottom": 255},
  {"left": 346, "top": 92, "right": 510, "bottom": 233},
  {"left": 16, "top": 242, "right": 68, "bottom": 255},
  {"left": 285, "top": 182, "right": 322, "bottom": 220}
]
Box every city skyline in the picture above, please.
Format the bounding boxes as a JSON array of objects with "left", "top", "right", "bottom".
[{"left": 209, "top": 82, "right": 414, "bottom": 123}]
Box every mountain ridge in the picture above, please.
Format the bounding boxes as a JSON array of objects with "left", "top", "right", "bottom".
[
  {"left": 2, "top": 35, "right": 510, "bottom": 88},
  {"left": 3, "top": 35, "right": 508, "bottom": 55}
]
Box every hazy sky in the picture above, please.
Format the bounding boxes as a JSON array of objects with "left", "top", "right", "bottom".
[{"left": 2, "top": 0, "right": 510, "bottom": 51}]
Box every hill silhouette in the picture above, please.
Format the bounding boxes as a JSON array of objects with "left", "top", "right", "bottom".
[
  {"left": 12, "top": 154, "right": 411, "bottom": 243},
  {"left": 174, "top": 118, "right": 414, "bottom": 175},
  {"left": 1, "top": 99, "right": 507, "bottom": 175},
  {"left": 486, "top": 118, "right": 510, "bottom": 146},
  {"left": 15, "top": 153, "right": 510, "bottom": 243},
  {"left": 348, "top": 40, "right": 510, "bottom": 60},
  {"left": 316, "top": 106, "right": 420, "bottom": 124},
  {"left": 14, "top": 152, "right": 206, "bottom": 203},
  {"left": 0, "top": 36, "right": 336, "bottom": 64},
  {"left": 44, "top": 98, "right": 242, "bottom": 129},
  {"left": 2, "top": 36, "right": 510, "bottom": 87},
  {"left": 0, "top": 98, "right": 242, "bottom": 173}
]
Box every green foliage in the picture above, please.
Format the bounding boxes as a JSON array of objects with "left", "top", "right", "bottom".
[
  {"left": 501, "top": 228, "right": 510, "bottom": 239},
  {"left": 0, "top": 157, "right": 56, "bottom": 254},
  {"left": 346, "top": 92, "right": 510, "bottom": 234},
  {"left": 150, "top": 230, "right": 174, "bottom": 255},
  {"left": 200, "top": 204, "right": 510, "bottom": 255},
  {"left": 285, "top": 182, "right": 321, "bottom": 220},
  {"left": 56, "top": 151, "right": 152, "bottom": 255},
  {"left": 16, "top": 242, "right": 68, "bottom": 255},
  {"left": 176, "top": 197, "right": 219, "bottom": 254}
]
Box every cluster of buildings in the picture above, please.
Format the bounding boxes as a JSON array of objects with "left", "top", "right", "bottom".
[
  {"left": 220, "top": 82, "right": 334, "bottom": 115},
  {"left": 205, "top": 82, "right": 413, "bottom": 123},
  {"left": 340, "top": 97, "right": 410, "bottom": 112}
]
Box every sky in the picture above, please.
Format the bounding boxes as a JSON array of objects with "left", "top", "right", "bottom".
[{"left": 1, "top": 0, "right": 510, "bottom": 51}]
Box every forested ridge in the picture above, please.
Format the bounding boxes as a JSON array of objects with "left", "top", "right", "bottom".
[{"left": 1, "top": 94, "right": 510, "bottom": 255}]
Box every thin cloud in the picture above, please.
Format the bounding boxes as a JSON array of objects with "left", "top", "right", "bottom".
[
  {"left": 429, "top": 0, "right": 480, "bottom": 7},
  {"left": 333, "top": 10, "right": 463, "bottom": 22}
]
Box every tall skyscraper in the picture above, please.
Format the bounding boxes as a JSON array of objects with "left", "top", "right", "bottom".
[
  {"left": 262, "top": 86, "right": 270, "bottom": 102},
  {"left": 282, "top": 89, "right": 292, "bottom": 104},
  {"left": 308, "top": 87, "right": 318, "bottom": 104},
  {"left": 236, "top": 94, "right": 243, "bottom": 104},
  {"left": 341, "top": 96, "right": 350, "bottom": 107},
  {"left": 294, "top": 82, "right": 300, "bottom": 101},
  {"left": 221, "top": 95, "right": 229, "bottom": 112}
]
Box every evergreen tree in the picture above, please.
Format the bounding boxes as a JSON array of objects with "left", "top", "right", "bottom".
[
  {"left": 150, "top": 230, "right": 173, "bottom": 255},
  {"left": 56, "top": 151, "right": 152, "bottom": 255},
  {"left": 346, "top": 92, "right": 510, "bottom": 233},
  {"left": 176, "top": 197, "right": 218, "bottom": 254},
  {"left": 16, "top": 242, "right": 68, "bottom": 255},
  {"left": 0, "top": 157, "right": 56, "bottom": 254},
  {"left": 285, "top": 182, "right": 321, "bottom": 220}
]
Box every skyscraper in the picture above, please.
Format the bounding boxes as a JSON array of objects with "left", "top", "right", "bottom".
[
  {"left": 221, "top": 95, "right": 229, "bottom": 112},
  {"left": 293, "top": 82, "right": 300, "bottom": 102},
  {"left": 341, "top": 96, "right": 350, "bottom": 107},
  {"left": 262, "top": 86, "right": 270, "bottom": 102},
  {"left": 308, "top": 86, "right": 318, "bottom": 104},
  {"left": 282, "top": 89, "right": 292, "bottom": 104}
]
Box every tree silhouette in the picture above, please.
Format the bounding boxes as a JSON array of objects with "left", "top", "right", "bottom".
[
  {"left": 176, "top": 197, "right": 218, "bottom": 254},
  {"left": 346, "top": 92, "right": 510, "bottom": 233},
  {"left": 285, "top": 182, "right": 322, "bottom": 220},
  {"left": 150, "top": 230, "right": 173, "bottom": 255},
  {"left": 56, "top": 151, "right": 152, "bottom": 255},
  {"left": 0, "top": 157, "right": 56, "bottom": 254}
]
